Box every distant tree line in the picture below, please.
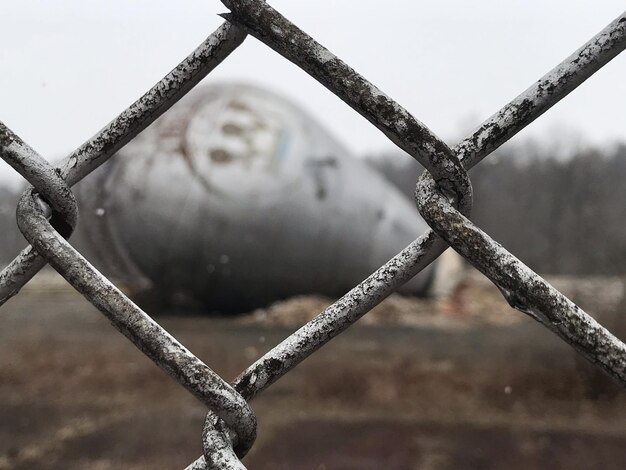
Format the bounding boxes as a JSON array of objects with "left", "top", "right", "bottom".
[
  {"left": 367, "top": 142, "right": 626, "bottom": 275},
  {"left": 1, "top": 142, "right": 625, "bottom": 275}
]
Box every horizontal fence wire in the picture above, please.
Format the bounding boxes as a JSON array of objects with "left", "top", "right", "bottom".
[{"left": 0, "top": 1, "right": 625, "bottom": 469}]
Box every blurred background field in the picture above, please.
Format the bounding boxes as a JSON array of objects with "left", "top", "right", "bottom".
[{"left": 2, "top": 269, "right": 626, "bottom": 469}]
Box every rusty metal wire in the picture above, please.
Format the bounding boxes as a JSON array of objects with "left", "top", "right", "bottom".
[{"left": 1, "top": 1, "right": 626, "bottom": 469}]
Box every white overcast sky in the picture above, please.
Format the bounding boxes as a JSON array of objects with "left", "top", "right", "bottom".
[{"left": 0, "top": 1, "right": 625, "bottom": 184}]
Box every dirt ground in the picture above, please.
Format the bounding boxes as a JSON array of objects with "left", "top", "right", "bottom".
[{"left": 1, "top": 269, "right": 626, "bottom": 469}]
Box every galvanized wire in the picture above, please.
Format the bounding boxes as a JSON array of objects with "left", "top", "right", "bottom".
[{"left": 1, "top": 2, "right": 625, "bottom": 469}]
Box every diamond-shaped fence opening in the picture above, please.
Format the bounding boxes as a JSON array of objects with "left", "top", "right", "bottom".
[{"left": 1, "top": 2, "right": 625, "bottom": 469}]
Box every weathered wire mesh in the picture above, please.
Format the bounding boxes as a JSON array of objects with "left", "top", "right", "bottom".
[{"left": 1, "top": 2, "right": 625, "bottom": 468}]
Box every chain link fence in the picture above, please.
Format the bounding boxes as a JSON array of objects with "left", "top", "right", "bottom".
[{"left": 1, "top": 2, "right": 625, "bottom": 468}]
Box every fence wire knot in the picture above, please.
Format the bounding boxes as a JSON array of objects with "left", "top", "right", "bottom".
[{"left": 1, "top": 1, "right": 626, "bottom": 468}]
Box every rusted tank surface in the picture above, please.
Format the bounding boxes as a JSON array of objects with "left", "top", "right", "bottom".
[{"left": 74, "top": 83, "right": 437, "bottom": 311}]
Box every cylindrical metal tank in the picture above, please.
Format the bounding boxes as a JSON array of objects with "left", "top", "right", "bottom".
[{"left": 74, "top": 83, "right": 436, "bottom": 311}]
